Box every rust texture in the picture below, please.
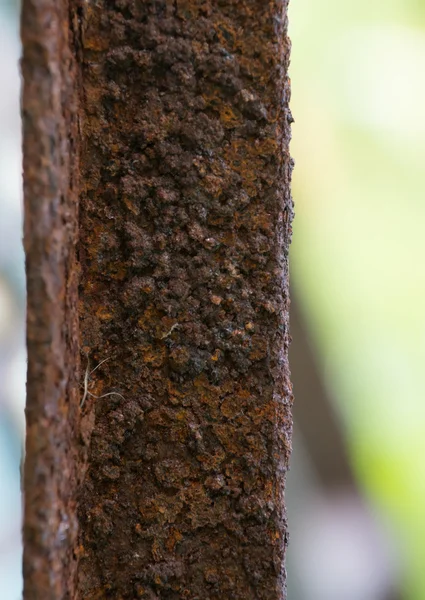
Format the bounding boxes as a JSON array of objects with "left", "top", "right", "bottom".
[
  {"left": 76, "top": 1, "right": 293, "bottom": 598},
  {"left": 22, "top": 0, "right": 82, "bottom": 597}
]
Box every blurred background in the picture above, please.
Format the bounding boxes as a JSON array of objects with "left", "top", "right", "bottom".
[{"left": 0, "top": 0, "right": 424, "bottom": 598}]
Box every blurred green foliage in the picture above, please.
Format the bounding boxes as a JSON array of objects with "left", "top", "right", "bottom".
[{"left": 289, "top": 0, "right": 425, "bottom": 598}]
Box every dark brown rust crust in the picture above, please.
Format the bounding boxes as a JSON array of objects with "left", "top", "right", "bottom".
[
  {"left": 22, "top": 0, "right": 82, "bottom": 598},
  {"left": 77, "top": 1, "right": 293, "bottom": 598}
]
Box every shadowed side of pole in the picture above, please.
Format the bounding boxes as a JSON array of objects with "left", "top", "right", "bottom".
[{"left": 21, "top": 0, "right": 82, "bottom": 598}]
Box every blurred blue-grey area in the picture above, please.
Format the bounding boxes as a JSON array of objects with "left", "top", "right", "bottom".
[
  {"left": 2, "top": 0, "right": 423, "bottom": 598},
  {"left": 0, "top": 2, "right": 25, "bottom": 598}
]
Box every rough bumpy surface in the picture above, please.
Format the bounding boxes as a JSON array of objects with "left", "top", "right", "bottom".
[
  {"left": 22, "top": 1, "right": 81, "bottom": 597},
  {"left": 22, "top": 0, "right": 293, "bottom": 597},
  {"left": 76, "top": 2, "right": 293, "bottom": 598}
]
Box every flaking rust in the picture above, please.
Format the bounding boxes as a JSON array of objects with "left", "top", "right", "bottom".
[{"left": 77, "top": 0, "right": 293, "bottom": 598}]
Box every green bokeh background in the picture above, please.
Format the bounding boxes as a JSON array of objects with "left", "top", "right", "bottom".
[{"left": 289, "top": 0, "right": 425, "bottom": 598}]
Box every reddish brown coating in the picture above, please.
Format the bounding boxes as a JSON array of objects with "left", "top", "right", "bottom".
[
  {"left": 21, "top": 0, "right": 82, "bottom": 598},
  {"left": 76, "top": 1, "right": 293, "bottom": 598},
  {"left": 23, "top": 0, "right": 293, "bottom": 598}
]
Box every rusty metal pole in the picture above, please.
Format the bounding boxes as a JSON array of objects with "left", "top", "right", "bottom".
[
  {"left": 22, "top": 1, "right": 293, "bottom": 598},
  {"left": 21, "top": 0, "right": 83, "bottom": 598}
]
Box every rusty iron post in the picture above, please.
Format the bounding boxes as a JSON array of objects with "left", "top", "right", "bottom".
[
  {"left": 22, "top": 1, "right": 293, "bottom": 598},
  {"left": 21, "top": 0, "right": 82, "bottom": 597}
]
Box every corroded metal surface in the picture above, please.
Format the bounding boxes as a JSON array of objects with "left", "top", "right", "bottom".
[
  {"left": 22, "top": 0, "right": 293, "bottom": 597},
  {"left": 77, "top": 1, "right": 293, "bottom": 598},
  {"left": 21, "top": 1, "right": 82, "bottom": 598}
]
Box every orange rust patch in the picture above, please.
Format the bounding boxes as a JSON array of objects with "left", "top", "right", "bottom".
[
  {"left": 140, "top": 343, "right": 166, "bottom": 367},
  {"left": 95, "top": 306, "right": 114, "bottom": 322},
  {"left": 165, "top": 528, "right": 183, "bottom": 552}
]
